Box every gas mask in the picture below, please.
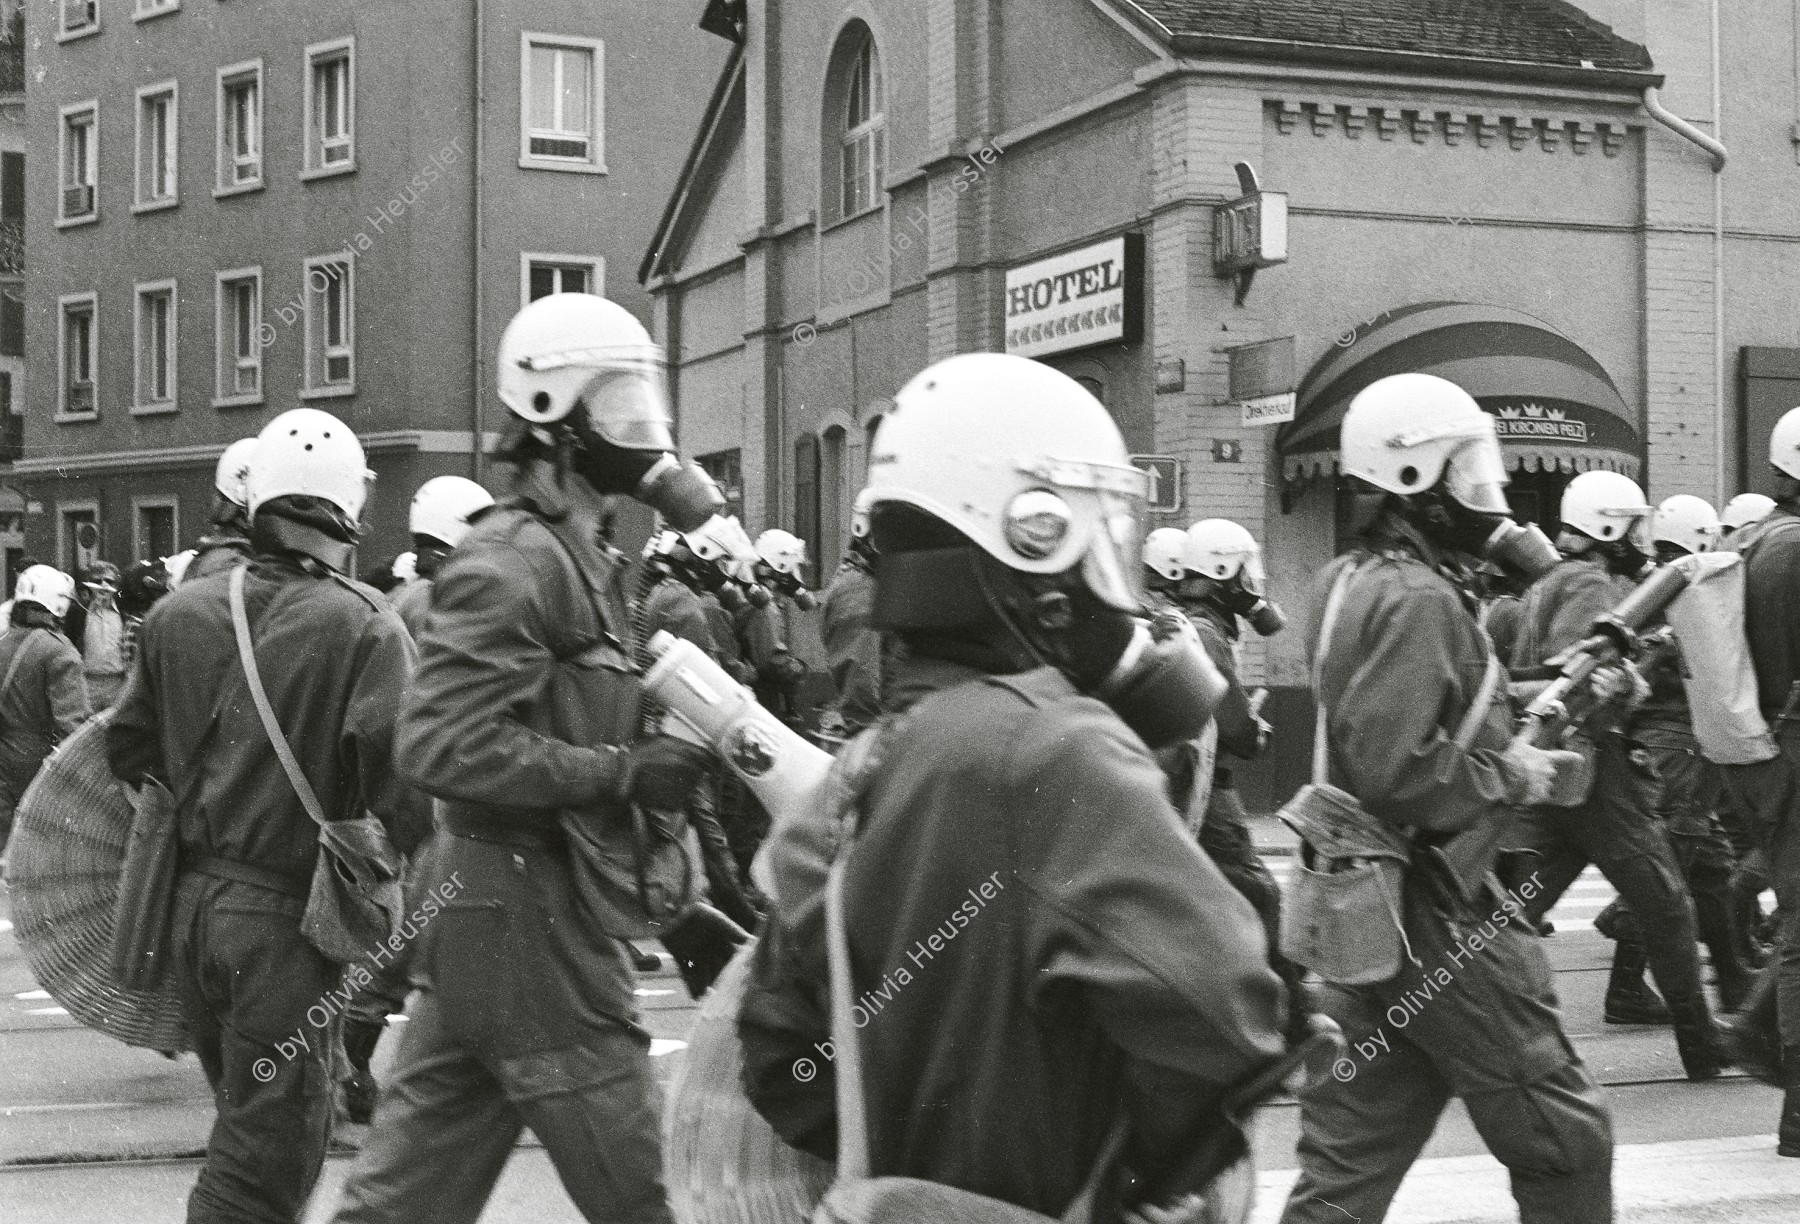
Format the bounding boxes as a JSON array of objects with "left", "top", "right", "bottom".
[
  {"left": 1207, "top": 559, "right": 1287, "bottom": 638},
  {"left": 1482, "top": 518, "right": 1560, "bottom": 582},
  {"left": 758, "top": 565, "right": 818, "bottom": 611},
  {"left": 555, "top": 371, "right": 725, "bottom": 533}
]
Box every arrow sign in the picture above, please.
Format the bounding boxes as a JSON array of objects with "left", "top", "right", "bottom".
[{"left": 1129, "top": 455, "right": 1182, "bottom": 513}]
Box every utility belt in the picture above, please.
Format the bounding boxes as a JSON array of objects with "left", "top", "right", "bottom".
[
  {"left": 438, "top": 802, "right": 565, "bottom": 850},
  {"left": 182, "top": 849, "right": 312, "bottom": 900}
]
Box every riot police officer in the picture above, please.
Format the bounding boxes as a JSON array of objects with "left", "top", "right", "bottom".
[{"left": 391, "top": 476, "right": 494, "bottom": 641}]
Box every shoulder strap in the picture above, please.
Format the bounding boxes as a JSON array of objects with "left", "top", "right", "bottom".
[
  {"left": 229, "top": 566, "right": 330, "bottom": 830},
  {"left": 1310, "top": 560, "right": 1364, "bottom": 788},
  {"left": 1452, "top": 647, "right": 1503, "bottom": 752},
  {"left": 0, "top": 628, "right": 40, "bottom": 708}
]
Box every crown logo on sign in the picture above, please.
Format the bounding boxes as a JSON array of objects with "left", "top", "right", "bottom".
[{"left": 1497, "top": 405, "right": 1523, "bottom": 418}]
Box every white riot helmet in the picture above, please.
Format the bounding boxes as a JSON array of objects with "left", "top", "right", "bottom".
[
  {"left": 1721, "top": 492, "right": 1776, "bottom": 532},
  {"left": 1651, "top": 494, "right": 1722, "bottom": 555},
  {"left": 1142, "top": 528, "right": 1190, "bottom": 583},
  {"left": 850, "top": 487, "right": 876, "bottom": 542},
  {"left": 14, "top": 565, "right": 76, "bottom": 619},
  {"left": 215, "top": 438, "right": 259, "bottom": 508},
  {"left": 244, "top": 408, "right": 373, "bottom": 522},
  {"left": 754, "top": 528, "right": 807, "bottom": 578},
  {"left": 409, "top": 476, "right": 494, "bottom": 549},
  {"left": 1771, "top": 407, "right": 1800, "bottom": 481},
  {"left": 163, "top": 550, "right": 196, "bottom": 589},
  {"left": 1560, "top": 470, "right": 1652, "bottom": 548},
  {"left": 496, "top": 293, "right": 671, "bottom": 449},
  {"left": 1340, "top": 373, "right": 1510, "bottom": 514},
  {"left": 643, "top": 529, "right": 682, "bottom": 560},
  {"left": 1184, "top": 519, "right": 1265, "bottom": 591},
  {"left": 392, "top": 552, "right": 418, "bottom": 584},
  {"left": 866, "top": 353, "right": 1148, "bottom": 611}
]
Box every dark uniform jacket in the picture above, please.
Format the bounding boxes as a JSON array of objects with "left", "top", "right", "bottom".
[
  {"left": 1313, "top": 546, "right": 1521, "bottom": 890},
  {"left": 107, "top": 555, "right": 428, "bottom": 881},
  {"left": 641, "top": 574, "right": 715, "bottom": 658},
  {"left": 185, "top": 535, "right": 255, "bottom": 584},
  {"left": 396, "top": 473, "right": 653, "bottom": 1049},
  {"left": 0, "top": 626, "right": 91, "bottom": 802},
  {"left": 740, "top": 653, "right": 1286, "bottom": 1216},
  {"left": 391, "top": 578, "right": 433, "bottom": 644},
  {"left": 1189, "top": 601, "right": 1260, "bottom": 761},
  {"left": 1733, "top": 507, "right": 1800, "bottom": 718},
  {"left": 819, "top": 558, "right": 880, "bottom": 731},
  {"left": 1506, "top": 555, "right": 1634, "bottom": 679}
]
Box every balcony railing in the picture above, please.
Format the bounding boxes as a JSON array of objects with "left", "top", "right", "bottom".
[{"left": 0, "top": 220, "right": 20, "bottom": 275}]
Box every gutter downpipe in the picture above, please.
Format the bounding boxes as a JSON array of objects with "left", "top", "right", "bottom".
[
  {"left": 1644, "top": 77, "right": 1728, "bottom": 504},
  {"left": 471, "top": 0, "right": 486, "bottom": 482}
]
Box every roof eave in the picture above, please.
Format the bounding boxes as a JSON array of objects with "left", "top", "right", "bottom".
[
  {"left": 1164, "top": 33, "right": 1662, "bottom": 93},
  {"left": 639, "top": 45, "right": 746, "bottom": 287}
]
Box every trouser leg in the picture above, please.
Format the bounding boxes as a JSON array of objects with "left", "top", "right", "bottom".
[
  {"left": 1512, "top": 810, "right": 1591, "bottom": 928},
  {"left": 501, "top": 1024, "right": 675, "bottom": 1224},
  {"left": 174, "top": 876, "right": 338, "bottom": 1224},
  {"left": 1280, "top": 984, "right": 1451, "bottom": 1224},
  {"left": 1285, "top": 867, "right": 1612, "bottom": 1224},
  {"left": 333, "top": 990, "right": 523, "bottom": 1224},
  {"left": 1201, "top": 788, "right": 1307, "bottom": 1030}
]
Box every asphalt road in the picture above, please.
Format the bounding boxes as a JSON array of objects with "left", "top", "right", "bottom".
[{"left": 2, "top": 849, "right": 1796, "bottom": 1222}]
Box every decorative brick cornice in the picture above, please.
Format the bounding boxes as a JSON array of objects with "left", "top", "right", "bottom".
[{"left": 1267, "top": 99, "right": 1629, "bottom": 157}]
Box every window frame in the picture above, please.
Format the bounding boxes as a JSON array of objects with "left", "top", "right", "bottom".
[
  {"left": 57, "top": 502, "right": 102, "bottom": 576},
  {"left": 302, "top": 36, "right": 356, "bottom": 180},
  {"left": 57, "top": 291, "right": 99, "bottom": 422},
  {"left": 57, "top": 0, "right": 99, "bottom": 42},
  {"left": 215, "top": 59, "right": 264, "bottom": 197},
  {"left": 132, "top": 279, "right": 179, "bottom": 415},
  {"left": 214, "top": 265, "right": 264, "bottom": 408},
  {"left": 132, "top": 0, "right": 180, "bottom": 23},
  {"left": 833, "top": 31, "right": 886, "bottom": 223},
  {"left": 518, "top": 31, "right": 606, "bottom": 174},
  {"left": 519, "top": 252, "right": 605, "bottom": 306},
  {"left": 133, "top": 80, "right": 181, "bottom": 213},
  {"left": 301, "top": 253, "right": 355, "bottom": 399},
  {"left": 57, "top": 100, "right": 99, "bottom": 228},
  {"left": 131, "top": 495, "right": 180, "bottom": 563}
]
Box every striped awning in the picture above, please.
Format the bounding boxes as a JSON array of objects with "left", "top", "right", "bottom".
[{"left": 1279, "top": 302, "right": 1641, "bottom": 482}]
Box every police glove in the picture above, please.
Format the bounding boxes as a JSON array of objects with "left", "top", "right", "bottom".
[
  {"left": 660, "top": 902, "right": 750, "bottom": 999},
  {"left": 1592, "top": 660, "right": 1650, "bottom": 709},
  {"left": 620, "top": 736, "right": 716, "bottom": 811},
  {"left": 1499, "top": 740, "right": 1587, "bottom": 807}
]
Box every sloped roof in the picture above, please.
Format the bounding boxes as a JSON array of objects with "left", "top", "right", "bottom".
[{"left": 1122, "top": 0, "right": 1654, "bottom": 79}]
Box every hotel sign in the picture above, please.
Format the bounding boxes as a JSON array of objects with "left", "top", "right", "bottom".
[{"left": 1004, "top": 234, "right": 1142, "bottom": 359}]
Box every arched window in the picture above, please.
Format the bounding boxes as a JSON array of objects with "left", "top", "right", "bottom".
[
  {"left": 793, "top": 432, "right": 821, "bottom": 585},
  {"left": 826, "top": 25, "right": 885, "bottom": 222}
]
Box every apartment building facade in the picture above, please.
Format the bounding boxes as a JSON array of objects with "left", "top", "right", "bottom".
[{"left": 24, "top": 0, "right": 725, "bottom": 573}]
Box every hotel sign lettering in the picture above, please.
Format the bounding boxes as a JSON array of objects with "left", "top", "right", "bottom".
[{"left": 1004, "top": 234, "right": 1142, "bottom": 360}]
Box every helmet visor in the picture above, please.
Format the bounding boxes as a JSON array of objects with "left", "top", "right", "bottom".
[
  {"left": 1442, "top": 425, "right": 1512, "bottom": 516},
  {"left": 1082, "top": 487, "right": 1148, "bottom": 613},
  {"left": 578, "top": 363, "right": 674, "bottom": 452},
  {"left": 1237, "top": 545, "right": 1266, "bottom": 597}
]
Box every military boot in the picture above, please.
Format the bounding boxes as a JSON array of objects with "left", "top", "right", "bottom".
[
  {"left": 1781, "top": 1048, "right": 1800, "bottom": 1157},
  {"left": 1604, "top": 940, "right": 1671, "bottom": 1025},
  {"left": 1669, "top": 999, "right": 1728, "bottom": 1082},
  {"left": 1722, "top": 969, "right": 1786, "bottom": 1087}
]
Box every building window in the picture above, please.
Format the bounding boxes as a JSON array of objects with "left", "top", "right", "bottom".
[
  {"left": 133, "top": 280, "right": 177, "bottom": 412},
  {"left": 59, "top": 293, "right": 97, "bottom": 420},
  {"left": 520, "top": 33, "right": 604, "bottom": 173},
  {"left": 59, "top": 102, "right": 98, "bottom": 225},
  {"left": 793, "top": 432, "right": 820, "bottom": 585},
  {"left": 521, "top": 253, "right": 604, "bottom": 305},
  {"left": 697, "top": 448, "right": 744, "bottom": 524},
  {"left": 133, "top": 0, "right": 179, "bottom": 21},
  {"left": 133, "top": 498, "right": 178, "bottom": 562},
  {"left": 303, "top": 255, "right": 354, "bottom": 395},
  {"left": 834, "top": 29, "right": 885, "bottom": 220},
  {"left": 59, "top": 504, "right": 101, "bottom": 575},
  {"left": 217, "top": 61, "right": 263, "bottom": 193},
  {"left": 59, "top": 0, "right": 96, "bottom": 38},
  {"left": 215, "top": 267, "right": 262, "bottom": 405},
  {"left": 135, "top": 82, "right": 179, "bottom": 211},
  {"left": 304, "top": 38, "right": 355, "bottom": 176}
]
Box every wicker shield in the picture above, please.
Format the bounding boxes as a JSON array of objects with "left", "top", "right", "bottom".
[
  {"left": 4, "top": 710, "right": 191, "bottom": 1052},
  {"left": 664, "top": 940, "right": 834, "bottom": 1224}
]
